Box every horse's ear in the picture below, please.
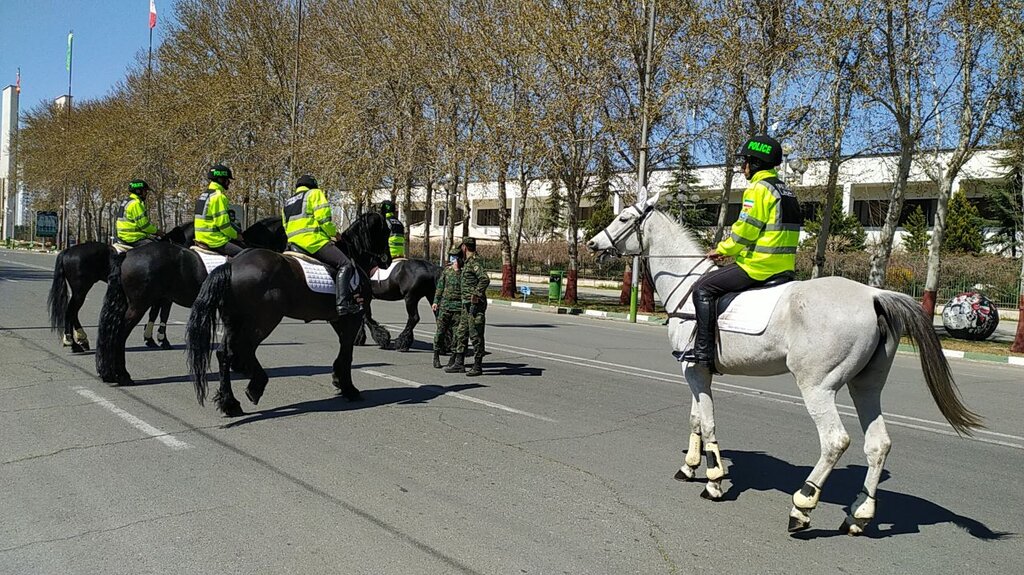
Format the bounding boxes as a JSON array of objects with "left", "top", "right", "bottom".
[{"left": 645, "top": 189, "right": 661, "bottom": 209}]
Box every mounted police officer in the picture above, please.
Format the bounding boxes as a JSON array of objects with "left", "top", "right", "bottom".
[
  {"left": 116, "top": 179, "right": 162, "bottom": 247},
  {"left": 446, "top": 237, "right": 489, "bottom": 376},
  {"left": 432, "top": 246, "right": 463, "bottom": 369},
  {"left": 194, "top": 164, "right": 244, "bottom": 257},
  {"left": 680, "top": 135, "right": 800, "bottom": 369},
  {"left": 380, "top": 200, "right": 406, "bottom": 259},
  {"left": 282, "top": 174, "right": 362, "bottom": 316}
]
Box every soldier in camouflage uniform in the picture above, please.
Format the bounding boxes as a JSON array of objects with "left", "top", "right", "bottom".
[
  {"left": 432, "top": 247, "right": 464, "bottom": 369},
  {"left": 445, "top": 237, "right": 489, "bottom": 376}
]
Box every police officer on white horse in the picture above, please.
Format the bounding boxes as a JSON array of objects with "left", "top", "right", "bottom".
[{"left": 680, "top": 135, "right": 801, "bottom": 369}]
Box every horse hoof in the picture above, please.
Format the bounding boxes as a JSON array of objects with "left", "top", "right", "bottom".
[
  {"left": 80, "top": 341, "right": 91, "bottom": 352},
  {"left": 220, "top": 401, "right": 245, "bottom": 417},
  {"left": 144, "top": 338, "right": 158, "bottom": 348},
  {"left": 674, "top": 466, "right": 697, "bottom": 482},
  {"left": 341, "top": 389, "right": 363, "bottom": 401},
  {"left": 840, "top": 517, "right": 869, "bottom": 536},
  {"left": 110, "top": 375, "right": 134, "bottom": 387},
  {"left": 245, "top": 387, "right": 263, "bottom": 405},
  {"left": 71, "top": 343, "right": 85, "bottom": 354},
  {"left": 700, "top": 487, "right": 724, "bottom": 501},
  {"left": 788, "top": 516, "right": 811, "bottom": 533},
  {"left": 159, "top": 340, "right": 173, "bottom": 350}
]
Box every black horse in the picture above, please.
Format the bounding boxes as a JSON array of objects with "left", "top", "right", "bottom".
[
  {"left": 47, "top": 223, "right": 196, "bottom": 353},
  {"left": 95, "top": 216, "right": 286, "bottom": 385},
  {"left": 185, "top": 213, "right": 391, "bottom": 417},
  {"left": 358, "top": 258, "right": 443, "bottom": 352}
]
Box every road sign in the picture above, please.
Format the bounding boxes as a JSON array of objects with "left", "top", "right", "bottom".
[
  {"left": 519, "top": 285, "right": 531, "bottom": 302},
  {"left": 36, "top": 211, "right": 58, "bottom": 238}
]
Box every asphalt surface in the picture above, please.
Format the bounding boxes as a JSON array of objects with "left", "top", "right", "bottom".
[{"left": 1, "top": 248, "right": 1022, "bottom": 575}]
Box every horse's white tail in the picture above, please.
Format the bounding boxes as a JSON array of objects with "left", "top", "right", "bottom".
[{"left": 873, "top": 291, "right": 983, "bottom": 435}]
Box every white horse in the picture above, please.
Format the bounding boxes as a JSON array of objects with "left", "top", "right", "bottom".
[{"left": 586, "top": 192, "right": 982, "bottom": 534}]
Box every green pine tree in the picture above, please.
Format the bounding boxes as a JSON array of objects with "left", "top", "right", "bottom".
[
  {"left": 983, "top": 172, "right": 1023, "bottom": 257},
  {"left": 664, "top": 151, "right": 703, "bottom": 224},
  {"left": 943, "top": 192, "right": 984, "bottom": 254},
  {"left": 543, "top": 173, "right": 564, "bottom": 239},
  {"left": 801, "top": 201, "right": 866, "bottom": 253},
  {"left": 902, "top": 205, "right": 930, "bottom": 254}
]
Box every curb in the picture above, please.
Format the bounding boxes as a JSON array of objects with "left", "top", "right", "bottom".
[
  {"left": 896, "top": 343, "right": 1024, "bottom": 367},
  {"left": 488, "top": 297, "right": 1024, "bottom": 368}
]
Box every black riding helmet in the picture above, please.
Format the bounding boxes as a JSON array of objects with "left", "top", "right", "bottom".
[
  {"left": 128, "top": 179, "right": 150, "bottom": 196},
  {"left": 296, "top": 174, "right": 318, "bottom": 189},
  {"left": 380, "top": 200, "right": 396, "bottom": 216},
  {"left": 208, "top": 164, "right": 233, "bottom": 183},
  {"left": 736, "top": 135, "right": 783, "bottom": 171}
]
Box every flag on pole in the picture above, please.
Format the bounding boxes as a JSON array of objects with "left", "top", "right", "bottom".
[
  {"left": 149, "top": 0, "right": 157, "bottom": 29},
  {"left": 66, "top": 31, "right": 73, "bottom": 71},
  {"left": 15, "top": 68, "right": 20, "bottom": 93}
]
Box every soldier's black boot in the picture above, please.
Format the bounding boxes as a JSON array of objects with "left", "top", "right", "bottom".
[
  {"left": 680, "top": 292, "right": 716, "bottom": 370},
  {"left": 466, "top": 356, "right": 483, "bottom": 377},
  {"left": 432, "top": 350, "right": 442, "bottom": 369},
  {"left": 335, "top": 264, "right": 362, "bottom": 317},
  {"left": 445, "top": 352, "right": 457, "bottom": 369},
  {"left": 444, "top": 353, "right": 465, "bottom": 373}
]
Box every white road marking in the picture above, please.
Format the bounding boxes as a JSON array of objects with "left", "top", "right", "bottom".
[
  {"left": 0, "top": 277, "right": 19, "bottom": 282},
  {"left": 361, "top": 369, "right": 556, "bottom": 423},
  {"left": 409, "top": 327, "right": 1024, "bottom": 450},
  {"left": 0, "top": 258, "right": 56, "bottom": 272},
  {"left": 72, "top": 387, "right": 192, "bottom": 450}
]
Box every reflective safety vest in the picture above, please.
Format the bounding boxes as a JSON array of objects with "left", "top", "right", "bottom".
[
  {"left": 386, "top": 215, "right": 405, "bottom": 257},
  {"left": 282, "top": 186, "right": 337, "bottom": 254},
  {"left": 716, "top": 169, "right": 801, "bottom": 281},
  {"left": 194, "top": 182, "right": 238, "bottom": 248},
  {"left": 116, "top": 193, "right": 158, "bottom": 243}
]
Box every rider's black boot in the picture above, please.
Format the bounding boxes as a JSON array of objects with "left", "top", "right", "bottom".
[
  {"left": 444, "top": 353, "right": 465, "bottom": 373},
  {"left": 680, "top": 293, "right": 716, "bottom": 370},
  {"left": 335, "top": 264, "right": 363, "bottom": 317},
  {"left": 432, "top": 351, "right": 442, "bottom": 369}
]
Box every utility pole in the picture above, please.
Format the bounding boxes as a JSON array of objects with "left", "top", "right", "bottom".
[{"left": 630, "top": 0, "right": 656, "bottom": 323}]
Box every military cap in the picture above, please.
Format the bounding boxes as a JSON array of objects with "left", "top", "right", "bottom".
[
  {"left": 460, "top": 236, "right": 476, "bottom": 248},
  {"left": 448, "top": 246, "right": 462, "bottom": 256}
]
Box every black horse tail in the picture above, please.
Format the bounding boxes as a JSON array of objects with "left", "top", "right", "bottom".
[
  {"left": 96, "top": 252, "right": 128, "bottom": 381},
  {"left": 186, "top": 264, "right": 232, "bottom": 405},
  {"left": 874, "top": 291, "right": 983, "bottom": 435},
  {"left": 48, "top": 251, "right": 69, "bottom": 332}
]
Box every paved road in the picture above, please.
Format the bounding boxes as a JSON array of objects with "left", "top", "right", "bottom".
[{"left": 1, "top": 248, "right": 1022, "bottom": 574}]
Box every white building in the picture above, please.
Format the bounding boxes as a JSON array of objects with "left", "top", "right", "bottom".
[
  {"left": 367, "top": 149, "right": 1009, "bottom": 246},
  {"left": 1, "top": 85, "right": 20, "bottom": 240}
]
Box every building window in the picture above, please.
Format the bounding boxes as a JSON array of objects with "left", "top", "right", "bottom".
[
  {"left": 407, "top": 210, "right": 425, "bottom": 225},
  {"left": 578, "top": 206, "right": 595, "bottom": 221},
  {"left": 854, "top": 200, "right": 889, "bottom": 227},
  {"left": 799, "top": 202, "right": 821, "bottom": 225},
  {"left": 476, "top": 208, "right": 505, "bottom": 227},
  {"left": 437, "top": 208, "right": 465, "bottom": 226},
  {"left": 900, "top": 199, "right": 936, "bottom": 226}
]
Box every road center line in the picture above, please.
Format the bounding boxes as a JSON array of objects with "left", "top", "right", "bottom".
[
  {"left": 360, "top": 369, "right": 556, "bottom": 423},
  {"left": 72, "top": 387, "right": 192, "bottom": 450}
]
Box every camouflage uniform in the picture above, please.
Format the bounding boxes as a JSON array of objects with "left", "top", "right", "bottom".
[
  {"left": 454, "top": 240, "right": 489, "bottom": 368},
  {"left": 433, "top": 252, "right": 463, "bottom": 365}
]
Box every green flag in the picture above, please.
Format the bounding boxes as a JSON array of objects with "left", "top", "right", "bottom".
[{"left": 66, "top": 31, "right": 73, "bottom": 72}]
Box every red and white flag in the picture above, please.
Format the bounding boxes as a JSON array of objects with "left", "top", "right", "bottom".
[{"left": 149, "top": 0, "right": 157, "bottom": 29}]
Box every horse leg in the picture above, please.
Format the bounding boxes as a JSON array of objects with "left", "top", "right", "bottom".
[
  {"left": 353, "top": 317, "right": 367, "bottom": 346},
  {"left": 67, "top": 289, "right": 89, "bottom": 353},
  {"left": 841, "top": 351, "right": 895, "bottom": 535},
  {"left": 157, "top": 301, "right": 173, "bottom": 349},
  {"left": 112, "top": 305, "right": 147, "bottom": 386},
  {"left": 394, "top": 297, "right": 420, "bottom": 352},
  {"left": 787, "top": 381, "right": 852, "bottom": 533},
  {"left": 144, "top": 304, "right": 160, "bottom": 348},
  {"left": 673, "top": 394, "right": 703, "bottom": 481},
  {"left": 330, "top": 318, "right": 362, "bottom": 400},
  {"left": 241, "top": 316, "right": 279, "bottom": 406},
  {"left": 364, "top": 303, "right": 392, "bottom": 349},
  {"left": 684, "top": 364, "right": 726, "bottom": 499},
  {"left": 212, "top": 339, "right": 244, "bottom": 418}
]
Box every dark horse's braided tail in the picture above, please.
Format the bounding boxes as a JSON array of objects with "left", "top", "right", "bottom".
[
  {"left": 186, "top": 264, "right": 232, "bottom": 405},
  {"left": 96, "top": 252, "right": 128, "bottom": 382},
  {"left": 47, "top": 250, "right": 69, "bottom": 333}
]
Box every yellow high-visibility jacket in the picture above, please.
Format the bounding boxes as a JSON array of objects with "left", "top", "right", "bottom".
[
  {"left": 282, "top": 186, "right": 337, "bottom": 253},
  {"left": 194, "top": 182, "right": 238, "bottom": 248},
  {"left": 116, "top": 193, "right": 158, "bottom": 243},
  {"left": 716, "top": 169, "right": 801, "bottom": 280}
]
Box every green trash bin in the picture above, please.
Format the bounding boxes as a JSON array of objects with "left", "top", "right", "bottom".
[{"left": 548, "top": 270, "right": 564, "bottom": 303}]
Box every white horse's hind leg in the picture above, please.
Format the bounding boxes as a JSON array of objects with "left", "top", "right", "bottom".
[
  {"left": 843, "top": 354, "right": 894, "bottom": 535},
  {"left": 788, "top": 385, "right": 851, "bottom": 532},
  {"left": 674, "top": 394, "right": 703, "bottom": 482},
  {"left": 683, "top": 364, "right": 725, "bottom": 499}
]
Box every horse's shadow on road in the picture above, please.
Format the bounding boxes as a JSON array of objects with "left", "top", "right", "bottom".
[
  {"left": 222, "top": 382, "right": 486, "bottom": 428},
  {"left": 129, "top": 362, "right": 391, "bottom": 386},
  {"left": 720, "top": 449, "right": 1012, "bottom": 541}
]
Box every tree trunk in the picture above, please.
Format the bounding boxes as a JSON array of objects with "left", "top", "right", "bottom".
[
  {"left": 811, "top": 158, "right": 842, "bottom": 279},
  {"left": 565, "top": 183, "right": 580, "bottom": 305},
  {"left": 424, "top": 180, "right": 433, "bottom": 262},
  {"left": 460, "top": 162, "right": 470, "bottom": 239},
  {"left": 867, "top": 144, "right": 915, "bottom": 287},
  {"left": 1013, "top": 181, "right": 1024, "bottom": 353},
  {"left": 402, "top": 171, "right": 412, "bottom": 257},
  {"left": 922, "top": 173, "right": 954, "bottom": 316},
  {"left": 496, "top": 163, "right": 514, "bottom": 298},
  {"left": 639, "top": 260, "right": 655, "bottom": 312},
  {"left": 445, "top": 170, "right": 458, "bottom": 253},
  {"left": 510, "top": 167, "right": 530, "bottom": 287},
  {"left": 620, "top": 266, "right": 631, "bottom": 305}
]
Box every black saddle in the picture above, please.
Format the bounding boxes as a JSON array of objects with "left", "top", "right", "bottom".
[{"left": 715, "top": 271, "right": 796, "bottom": 317}]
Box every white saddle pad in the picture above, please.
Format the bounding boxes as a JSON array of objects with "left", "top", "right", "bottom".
[
  {"left": 190, "top": 248, "right": 228, "bottom": 276},
  {"left": 112, "top": 243, "right": 132, "bottom": 254},
  {"left": 370, "top": 258, "right": 404, "bottom": 282},
  {"left": 680, "top": 282, "right": 795, "bottom": 335},
  {"left": 287, "top": 256, "right": 355, "bottom": 295}
]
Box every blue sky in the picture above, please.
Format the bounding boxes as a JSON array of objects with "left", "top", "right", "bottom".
[{"left": 0, "top": 0, "right": 177, "bottom": 116}]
